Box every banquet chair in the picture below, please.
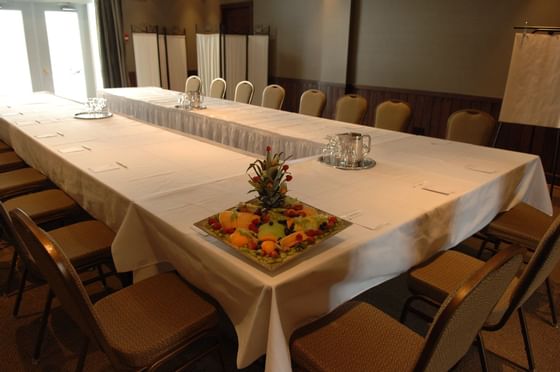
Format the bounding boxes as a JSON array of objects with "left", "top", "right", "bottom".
[
  {"left": 374, "top": 99, "right": 412, "bottom": 132},
  {"left": 298, "top": 89, "right": 326, "bottom": 117},
  {"left": 261, "top": 84, "right": 285, "bottom": 110},
  {"left": 7, "top": 207, "right": 115, "bottom": 363},
  {"left": 291, "top": 245, "right": 523, "bottom": 372},
  {"left": 11, "top": 208, "right": 223, "bottom": 372},
  {"left": 0, "top": 140, "right": 12, "bottom": 153},
  {"left": 234, "top": 80, "right": 254, "bottom": 104},
  {"left": 2, "top": 189, "right": 82, "bottom": 296},
  {"left": 0, "top": 151, "right": 26, "bottom": 172},
  {"left": 446, "top": 109, "right": 497, "bottom": 146},
  {"left": 334, "top": 94, "right": 367, "bottom": 124},
  {"left": 402, "top": 212, "right": 560, "bottom": 371},
  {"left": 185, "top": 75, "right": 202, "bottom": 93},
  {"left": 209, "top": 78, "right": 227, "bottom": 99},
  {"left": 0, "top": 168, "right": 52, "bottom": 201},
  {"left": 479, "top": 202, "right": 558, "bottom": 327}
]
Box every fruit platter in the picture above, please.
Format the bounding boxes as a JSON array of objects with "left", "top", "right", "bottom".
[
  {"left": 194, "top": 197, "right": 351, "bottom": 272},
  {"left": 193, "top": 146, "right": 350, "bottom": 272}
]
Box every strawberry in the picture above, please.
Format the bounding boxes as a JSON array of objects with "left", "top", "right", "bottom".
[{"left": 211, "top": 222, "right": 222, "bottom": 230}]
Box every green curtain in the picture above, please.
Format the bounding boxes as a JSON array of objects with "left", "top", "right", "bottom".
[{"left": 96, "top": 0, "right": 127, "bottom": 87}]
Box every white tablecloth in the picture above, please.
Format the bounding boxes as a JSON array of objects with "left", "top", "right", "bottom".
[{"left": 0, "top": 92, "right": 552, "bottom": 372}]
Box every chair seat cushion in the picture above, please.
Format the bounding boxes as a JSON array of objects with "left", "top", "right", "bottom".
[
  {"left": 408, "top": 250, "right": 518, "bottom": 327},
  {"left": 49, "top": 220, "right": 114, "bottom": 268},
  {"left": 0, "top": 168, "right": 48, "bottom": 197},
  {"left": 408, "top": 250, "right": 484, "bottom": 303},
  {"left": 4, "top": 189, "right": 77, "bottom": 224},
  {"left": 487, "top": 203, "right": 555, "bottom": 250},
  {"left": 291, "top": 301, "right": 424, "bottom": 372},
  {"left": 94, "top": 272, "right": 218, "bottom": 368},
  {"left": 0, "top": 151, "right": 25, "bottom": 172}
]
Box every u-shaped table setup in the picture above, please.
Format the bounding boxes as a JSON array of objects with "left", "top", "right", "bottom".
[{"left": 0, "top": 89, "right": 552, "bottom": 372}]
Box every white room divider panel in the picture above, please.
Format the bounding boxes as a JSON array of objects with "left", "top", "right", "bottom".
[
  {"left": 224, "top": 35, "right": 247, "bottom": 100},
  {"left": 132, "top": 32, "right": 160, "bottom": 87},
  {"left": 165, "top": 34, "right": 188, "bottom": 92},
  {"left": 196, "top": 33, "right": 220, "bottom": 95},
  {"left": 248, "top": 35, "right": 269, "bottom": 106}
]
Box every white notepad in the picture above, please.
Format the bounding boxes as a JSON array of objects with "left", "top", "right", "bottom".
[
  {"left": 58, "top": 146, "right": 86, "bottom": 154},
  {"left": 89, "top": 164, "right": 121, "bottom": 173}
]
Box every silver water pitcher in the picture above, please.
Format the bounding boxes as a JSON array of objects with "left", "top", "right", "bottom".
[{"left": 337, "top": 132, "right": 371, "bottom": 167}]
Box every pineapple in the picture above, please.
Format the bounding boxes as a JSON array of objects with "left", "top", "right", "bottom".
[{"left": 247, "top": 146, "right": 293, "bottom": 209}]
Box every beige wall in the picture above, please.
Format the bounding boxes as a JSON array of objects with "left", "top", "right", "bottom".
[
  {"left": 351, "top": 0, "right": 560, "bottom": 97},
  {"left": 254, "top": 0, "right": 560, "bottom": 97},
  {"left": 122, "top": 0, "right": 220, "bottom": 75},
  {"left": 254, "top": 0, "right": 351, "bottom": 84}
]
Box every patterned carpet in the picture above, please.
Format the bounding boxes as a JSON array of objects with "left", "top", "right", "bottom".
[{"left": 0, "top": 236, "right": 559, "bottom": 371}]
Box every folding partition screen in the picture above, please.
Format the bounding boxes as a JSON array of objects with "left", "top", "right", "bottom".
[
  {"left": 133, "top": 31, "right": 187, "bottom": 90},
  {"left": 196, "top": 33, "right": 269, "bottom": 103},
  {"left": 248, "top": 35, "right": 269, "bottom": 106},
  {"left": 159, "top": 34, "right": 188, "bottom": 91},
  {"left": 224, "top": 35, "right": 247, "bottom": 100},
  {"left": 132, "top": 32, "right": 160, "bottom": 87},
  {"left": 196, "top": 33, "right": 220, "bottom": 95}
]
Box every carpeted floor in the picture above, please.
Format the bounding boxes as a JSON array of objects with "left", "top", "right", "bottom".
[{"left": 1, "top": 235, "right": 559, "bottom": 371}]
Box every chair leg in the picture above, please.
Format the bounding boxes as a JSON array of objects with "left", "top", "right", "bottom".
[
  {"left": 476, "top": 333, "right": 489, "bottom": 372},
  {"left": 32, "top": 290, "right": 53, "bottom": 364},
  {"left": 477, "top": 239, "right": 490, "bottom": 259},
  {"left": 545, "top": 277, "right": 558, "bottom": 328},
  {"left": 518, "top": 307, "right": 536, "bottom": 371},
  {"left": 13, "top": 266, "right": 28, "bottom": 317},
  {"left": 96, "top": 264, "right": 107, "bottom": 289},
  {"left": 4, "top": 249, "right": 18, "bottom": 295},
  {"left": 75, "top": 337, "right": 89, "bottom": 372}
]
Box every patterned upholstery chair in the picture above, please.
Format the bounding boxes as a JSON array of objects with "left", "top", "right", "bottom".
[{"left": 291, "top": 246, "right": 523, "bottom": 372}]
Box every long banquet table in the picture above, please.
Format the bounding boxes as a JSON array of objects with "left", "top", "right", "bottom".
[
  {"left": 0, "top": 91, "right": 552, "bottom": 372},
  {"left": 100, "top": 87, "right": 411, "bottom": 159}
]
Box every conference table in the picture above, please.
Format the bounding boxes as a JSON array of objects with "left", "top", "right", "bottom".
[{"left": 0, "top": 91, "right": 552, "bottom": 372}]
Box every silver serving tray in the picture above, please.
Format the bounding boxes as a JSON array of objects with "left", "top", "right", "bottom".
[
  {"left": 319, "top": 155, "right": 376, "bottom": 170},
  {"left": 74, "top": 112, "right": 113, "bottom": 120}
]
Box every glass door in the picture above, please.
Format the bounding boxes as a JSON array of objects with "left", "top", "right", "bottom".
[
  {"left": 44, "top": 9, "right": 88, "bottom": 101},
  {"left": 0, "top": 8, "right": 33, "bottom": 95},
  {"left": 0, "top": 1, "right": 100, "bottom": 101}
]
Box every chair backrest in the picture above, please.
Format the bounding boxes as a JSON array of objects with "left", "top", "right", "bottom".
[
  {"left": 209, "top": 78, "right": 226, "bottom": 99},
  {"left": 374, "top": 99, "right": 412, "bottom": 132},
  {"left": 414, "top": 245, "right": 523, "bottom": 371},
  {"left": 498, "top": 213, "right": 560, "bottom": 326},
  {"left": 298, "top": 89, "right": 326, "bottom": 117},
  {"left": 0, "top": 201, "right": 44, "bottom": 283},
  {"left": 446, "top": 109, "right": 497, "bottom": 146},
  {"left": 10, "top": 208, "right": 126, "bottom": 370},
  {"left": 184, "top": 75, "right": 201, "bottom": 93},
  {"left": 234, "top": 80, "right": 254, "bottom": 104},
  {"left": 334, "top": 94, "right": 367, "bottom": 124},
  {"left": 261, "top": 84, "right": 285, "bottom": 110}
]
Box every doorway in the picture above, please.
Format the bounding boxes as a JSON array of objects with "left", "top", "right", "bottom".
[
  {"left": 221, "top": 2, "right": 253, "bottom": 35},
  {"left": 0, "top": 1, "right": 101, "bottom": 102}
]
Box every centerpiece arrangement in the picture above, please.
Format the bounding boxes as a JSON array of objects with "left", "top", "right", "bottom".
[{"left": 194, "top": 146, "right": 351, "bottom": 271}]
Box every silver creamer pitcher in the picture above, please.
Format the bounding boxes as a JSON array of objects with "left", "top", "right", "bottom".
[{"left": 337, "top": 132, "right": 371, "bottom": 167}]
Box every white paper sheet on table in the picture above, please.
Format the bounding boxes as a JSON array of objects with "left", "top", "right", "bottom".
[
  {"left": 58, "top": 146, "right": 86, "bottom": 153},
  {"left": 89, "top": 163, "right": 121, "bottom": 173}
]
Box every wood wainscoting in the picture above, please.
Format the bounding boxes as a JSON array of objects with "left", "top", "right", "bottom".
[{"left": 269, "top": 76, "right": 557, "bottom": 182}]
